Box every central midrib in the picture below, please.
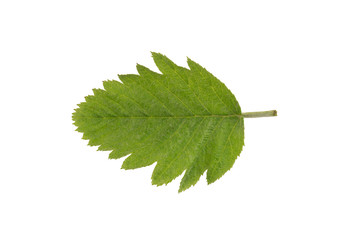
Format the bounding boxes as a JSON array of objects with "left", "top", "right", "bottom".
[{"left": 79, "top": 114, "right": 242, "bottom": 119}]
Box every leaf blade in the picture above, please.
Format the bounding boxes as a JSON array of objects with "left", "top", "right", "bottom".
[{"left": 73, "top": 53, "right": 245, "bottom": 192}]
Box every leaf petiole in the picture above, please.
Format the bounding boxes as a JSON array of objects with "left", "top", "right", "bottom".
[{"left": 241, "top": 110, "right": 277, "bottom": 118}]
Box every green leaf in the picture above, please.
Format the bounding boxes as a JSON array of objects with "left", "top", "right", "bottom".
[{"left": 73, "top": 52, "right": 245, "bottom": 192}]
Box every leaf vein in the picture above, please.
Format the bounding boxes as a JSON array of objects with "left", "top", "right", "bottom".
[
  {"left": 154, "top": 118, "right": 207, "bottom": 182},
  {"left": 198, "top": 67, "right": 235, "bottom": 114},
  {"left": 152, "top": 75, "right": 196, "bottom": 115},
  {"left": 128, "top": 78, "right": 175, "bottom": 116},
  {"left": 171, "top": 67, "right": 212, "bottom": 114}
]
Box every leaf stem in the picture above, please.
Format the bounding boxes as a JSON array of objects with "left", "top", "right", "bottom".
[{"left": 241, "top": 110, "right": 277, "bottom": 118}]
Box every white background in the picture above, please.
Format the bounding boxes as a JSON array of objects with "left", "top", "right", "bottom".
[{"left": 1, "top": 0, "right": 359, "bottom": 239}]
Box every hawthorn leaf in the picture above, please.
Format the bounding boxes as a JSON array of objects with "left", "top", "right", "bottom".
[{"left": 72, "top": 52, "right": 276, "bottom": 192}]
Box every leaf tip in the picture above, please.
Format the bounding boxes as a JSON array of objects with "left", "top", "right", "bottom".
[
  {"left": 151, "top": 51, "right": 170, "bottom": 61},
  {"left": 186, "top": 57, "right": 198, "bottom": 69},
  {"left": 178, "top": 182, "right": 191, "bottom": 193},
  {"left": 150, "top": 51, "right": 160, "bottom": 58},
  {"left": 151, "top": 178, "right": 162, "bottom": 187},
  {"left": 206, "top": 172, "right": 219, "bottom": 185},
  {"left": 135, "top": 63, "right": 146, "bottom": 71}
]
